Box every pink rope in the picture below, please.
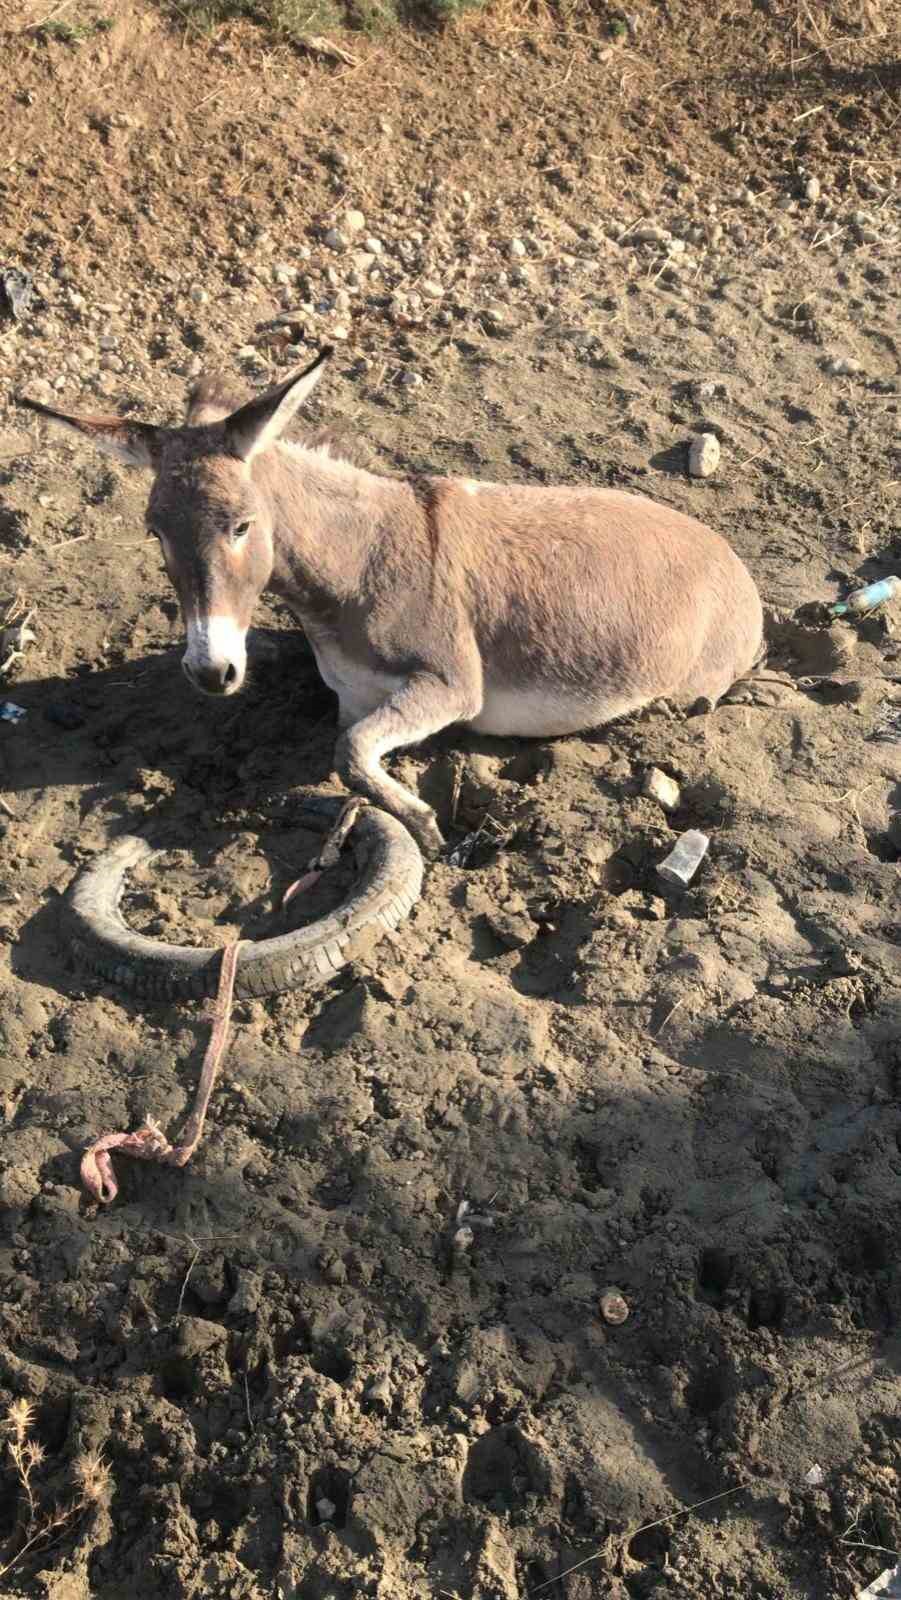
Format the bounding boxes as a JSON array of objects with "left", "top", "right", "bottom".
[{"left": 81, "top": 940, "right": 243, "bottom": 1204}]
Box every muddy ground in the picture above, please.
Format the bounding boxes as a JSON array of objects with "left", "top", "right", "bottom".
[{"left": 0, "top": 1, "right": 900, "bottom": 1596}]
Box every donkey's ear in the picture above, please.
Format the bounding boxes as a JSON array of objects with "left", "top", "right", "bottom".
[
  {"left": 225, "top": 347, "right": 332, "bottom": 462},
  {"left": 17, "top": 396, "right": 161, "bottom": 469}
]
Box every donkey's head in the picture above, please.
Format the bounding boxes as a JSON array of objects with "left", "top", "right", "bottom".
[{"left": 19, "top": 349, "right": 332, "bottom": 697}]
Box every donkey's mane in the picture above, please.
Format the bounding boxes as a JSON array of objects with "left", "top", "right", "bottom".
[{"left": 185, "top": 373, "right": 371, "bottom": 470}]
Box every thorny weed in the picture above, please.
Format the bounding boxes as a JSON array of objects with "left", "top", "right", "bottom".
[{"left": 0, "top": 1399, "right": 111, "bottom": 1581}]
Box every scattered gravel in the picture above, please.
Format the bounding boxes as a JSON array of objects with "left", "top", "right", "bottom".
[{"left": 0, "top": 119, "right": 896, "bottom": 445}]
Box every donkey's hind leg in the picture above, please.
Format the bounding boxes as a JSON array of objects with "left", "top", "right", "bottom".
[{"left": 334, "top": 673, "right": 480, "bottom": 855}]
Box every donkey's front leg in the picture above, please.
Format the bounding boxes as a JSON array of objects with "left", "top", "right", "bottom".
[{"left": 334, "top": 673, "right": 479, "bottom": 856}]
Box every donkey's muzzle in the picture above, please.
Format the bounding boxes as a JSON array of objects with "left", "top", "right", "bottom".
[{"left": 183, "top": 657, "right": 240, "bottom": 696}]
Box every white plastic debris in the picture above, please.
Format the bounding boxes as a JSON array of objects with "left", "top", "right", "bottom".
[
  {"left": 803, "top": 1463, "right": 825, "bottom": 1487},
  {"left": 642, "top": 766, "right": 681, "bottom": 811},
  {"left": 858, "top": 1564, "right": 901, "bottom": 1599},
  {"left": 688, "top": 432, "right": 721, "bottom": 478},
  {"left": 657, "top": 829, "right": 710, "bottom": 887}
]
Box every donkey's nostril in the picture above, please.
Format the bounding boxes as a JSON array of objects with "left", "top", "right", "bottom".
[{"left": 185, "top": 659, "right": 239, "bottom": 695}]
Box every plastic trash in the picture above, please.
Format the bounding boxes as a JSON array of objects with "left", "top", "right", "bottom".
[
  {"left": 858, "top": 1564, "right": 901, "bottom": 1599},
  {"left": 0, "top": 267, "right": 33, "bottom": 322},
  {"left": 0, "top": 701, "right": 26, "bottom": 724},
  {"left": 829, "top": 575, "right": 900, "bottom": 617},
  {"left": 657, "top": 828, "right": 710, "bottom": 887}
]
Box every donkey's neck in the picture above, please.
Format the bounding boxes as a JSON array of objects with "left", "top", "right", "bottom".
[{"left": 254, "top": 442, "right": 399, "bottom": 618}]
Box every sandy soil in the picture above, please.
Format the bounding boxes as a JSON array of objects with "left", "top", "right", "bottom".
[{"left": 0, "top": 1, "right": 900, "bottom": 1596}]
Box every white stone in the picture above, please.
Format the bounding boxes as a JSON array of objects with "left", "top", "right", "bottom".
[
  {"left": 828, "top": 355, "right": 861, "bottom": 376},
  {"left": 364, "top": 236, "right": 383, "bottom": 255},
  {"left": 343, "top": 208, "right": 366, "bottom": 234},
  {"left": 688, "top": 432, "right": 721, "bottom": 478},
  {"left": 420, "top": 278, "right": 443, "bottom": 299},
  {"left": 642, "top": 767, "right": 681, "bottom": 811},
  {"left": 399, "top": 370, "right": 423, "bottom": 388},
  {"left": 509, "top": 237, "right": 527, "bottom": 257},
  {"left": 324, "top": 228, "right": 347, "bottom": 252},
  {"left": 805, "top": 176, "right": 821, "bottom": 202}
]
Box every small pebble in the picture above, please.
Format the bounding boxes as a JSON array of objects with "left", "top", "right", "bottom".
[
  {"left": 509, "top": 237, "right": 527, "bottom": 257},
  {"left": 364, "top": 236, "right": 383, "bottom": 255},
  {"left": 688, "top": 432, "right": 720, "bottom": 478},
  {"left": 804, "top": 176, "right": 821, "bottom": 202},
  {"left": 316, "top": 1497, "right": 337, "bottom": 1522},
  {"left": 828, "top": 356, "right": 860, "bottom": 376},
  {"left": 600, "top": 1288, "right": 629, "bottom": 1325},
  {"left": 324, "top": 228, "right": 347, "bottom": 252},
  {"left": 343, "top": 208, "right": 366, "bottom": 234},
  {"left": 642, "top": 767, "right": 681, "bottom": 811},
  {"left": 399, "top": 370, "right": 423, "bottom": 388},
  {"left": 365, "top": 1374, "right": 392, "bottom": 1405}
]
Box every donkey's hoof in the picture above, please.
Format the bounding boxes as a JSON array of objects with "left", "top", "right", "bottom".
[
  {"left": 723, "top": 673, "right": 799, "bottom": 708},
  {"left": 407, "top": 811, "right": 445, "bottom": 859}
]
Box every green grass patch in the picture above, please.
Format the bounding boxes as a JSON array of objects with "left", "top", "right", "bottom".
[
  {"left": 36, "top": 14, "right": 114, "bottom": 44},
  {"left": 165, "top": 0, "right": 493, "bottom": 40}
]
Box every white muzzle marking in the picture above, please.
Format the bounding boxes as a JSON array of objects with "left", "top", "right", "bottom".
[{"left": 183, "top": 615, "right": 247, "bottom": 694}]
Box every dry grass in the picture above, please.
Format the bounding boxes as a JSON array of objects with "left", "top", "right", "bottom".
[
  {"left": 0, "top": 592, "right": 36, "bottom": 678},
  {"left": 0, "top": 1399, "right": 112, "bottom": 1581}
]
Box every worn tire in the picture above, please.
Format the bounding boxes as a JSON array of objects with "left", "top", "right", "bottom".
[{"left": 62, "top": 794, "right": 423, "bottom": 1002}]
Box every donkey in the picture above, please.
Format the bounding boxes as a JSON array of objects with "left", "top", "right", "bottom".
[{"left": 20, "top": 348, "right": 763, "bottom": 854}]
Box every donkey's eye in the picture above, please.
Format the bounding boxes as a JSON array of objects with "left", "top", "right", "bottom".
[{"left": 231, "top": 519, "right": 252, "bottom": 541}]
